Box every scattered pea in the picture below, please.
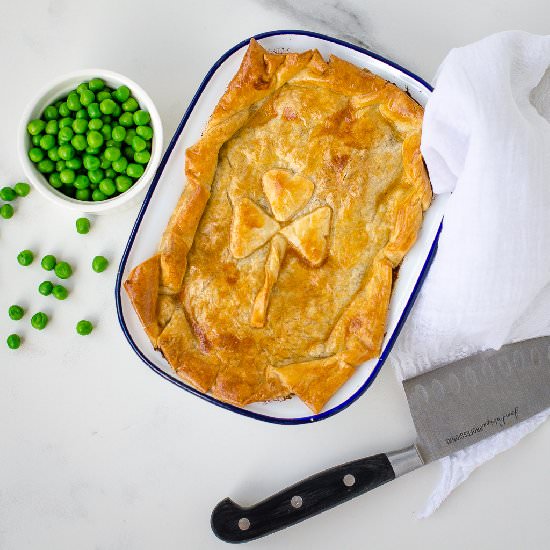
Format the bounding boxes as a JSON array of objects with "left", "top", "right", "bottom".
[
  {"left": 8, "top": 305, "right": 24, "bottom": 320},
  {"left": 54, "top": 261, "right": 72, "bottom": 279},
  {"left": 76, "top": 320, "right": 93, "bottom": 335},
  {"left": 41, "top": 254, "right": 56, "bottom": 271},
  {"left": 31, "top": 311, "right": 48, "bottom": 330},
  {"left": 38, "top": 280, "right": 54, "bottom": 296},
  {"left": 0, "top": 187, "right": 16, "bottom": 201},
  {"left": 0, "top": 204, "right": 14, "bottom": 219},
  {"left": 76, "top": 217, "right": 90, "bottom": 234},
  {"left": 7, "top": 334, "right": 21, "bottom": 349},
  {"left": 17, "top": 249, "right": 34, "bottom": 266},
  {"left": 52, "top": 285, "right": 68, "bottom": 300},
  {"left": 20, "top": 173, "right": 33, "bottom": 190}
]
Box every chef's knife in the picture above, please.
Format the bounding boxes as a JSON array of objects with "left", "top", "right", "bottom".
[{"left": 211, "top": 335, "right": 550, "bottom": 543}]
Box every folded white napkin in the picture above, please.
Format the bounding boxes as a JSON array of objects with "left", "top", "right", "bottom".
[{"left": 388, "top": 31, "right": 550, "bottom": 516}]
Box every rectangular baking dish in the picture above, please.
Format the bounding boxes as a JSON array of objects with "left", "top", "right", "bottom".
[{"left": 115, "top": 30, "right": 449, "bottom": 424}]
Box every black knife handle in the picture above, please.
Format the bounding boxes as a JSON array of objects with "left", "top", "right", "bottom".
[{"left": 211, "top": 453, "right": 395, "bottom": 543}]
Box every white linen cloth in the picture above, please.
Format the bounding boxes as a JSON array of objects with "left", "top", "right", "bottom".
[{"left": 388, "top": 31, "right": 550, "bottom": 517}]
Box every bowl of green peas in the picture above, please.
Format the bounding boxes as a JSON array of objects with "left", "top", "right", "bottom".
[{"left": 19, "top": 69, "right": 163, "bottom": 213}]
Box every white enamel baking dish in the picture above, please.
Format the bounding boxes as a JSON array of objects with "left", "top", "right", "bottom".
[{"left": 115, "top": 30, "right": 449, "bottom": 424}]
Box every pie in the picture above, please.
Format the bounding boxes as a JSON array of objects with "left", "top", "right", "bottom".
[{"left": 124, "top": 39, "right": 432, "bottom": 414}]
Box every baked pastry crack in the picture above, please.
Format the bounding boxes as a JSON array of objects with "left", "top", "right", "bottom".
[{"left": 124, "top": 39, "right": 432, "bottom": 413}]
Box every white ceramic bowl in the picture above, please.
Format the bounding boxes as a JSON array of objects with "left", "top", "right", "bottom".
[{"left": 18, "top": 69, "right": 163, "bottom": 214}]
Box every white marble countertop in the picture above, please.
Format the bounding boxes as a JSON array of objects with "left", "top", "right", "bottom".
[{"left": 1, "top": 1, "right": 549, "bottom": 549}]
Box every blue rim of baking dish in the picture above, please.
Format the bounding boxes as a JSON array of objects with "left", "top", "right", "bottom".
[{"left": 115, "top": 29, "right": 439, "bottom": 425}]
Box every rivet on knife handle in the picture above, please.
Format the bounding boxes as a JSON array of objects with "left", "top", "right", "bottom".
[{"left": 211, "top": 447, "right": 422, "bottom": 543}]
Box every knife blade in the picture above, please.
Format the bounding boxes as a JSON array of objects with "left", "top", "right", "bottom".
[{"left": 211, "top": 336, "right": 550, "bottom": 543}]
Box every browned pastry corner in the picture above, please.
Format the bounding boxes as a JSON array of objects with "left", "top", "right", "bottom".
[{"left": 124, "top": 39, "right": 432, "bottom": 414}]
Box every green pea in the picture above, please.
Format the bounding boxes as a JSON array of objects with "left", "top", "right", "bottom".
[
  {"left": 38, "top": 280, "right": 53, "bottom": 296},
  {"left": 79, "top": 88, "right": 95, "bottom": 106},
  {"left": 8, "top": 305, "right": 24, "bottom": 320},
  {"left": 0, "top": 204, "right": 14, "bottom": 219},
  {"left": 72, "top": 118, "right": 88, "bottom": 134},
  {"left": 124, "top": 129, "right": 136, "bottom": 146},
  {"left": 49, "top": 173, "right": 63, "bottom": 188},
  {"left": 87, "top": 131, "right": 103, "bottom": 148},
  {"left": 131, "top": 135, "right": 147, "bottom": 152},
  {"left": 45, "top": 119, "right": 59, "bottom": 135},
  {"left": 44, "top": 105, "right": 58, "bottom": 121},
  {"left": 76, "top": 217, "right": 90, "bottom": 234},
  {"left": 112, "top": 157, "right": 128, "bottom": 173},
  {"left": 134, "top": 150, "right": 151, "bottom": 164},
  {"left": 133, "top": 110, "right": 150, "bottom": 126},
  {"left": 112, "top": 125, "right": 126, "bottom": 142},
  {"left": 136, "top": 125, "right": 153, "bottom": 140},
  {"left": 59, "top": 117, "right": 72, "bottom": 129},
  {"left": 27, "top": 119, "right": 46, "bottom": 135},
  {"left": 115, "top": 175, "right": 133, "bottom": 193},
  {"left": 101, "top": 124, "right": 112, "bottom": 140},
  {"left": 41, "top": 254, "right": 56, "bottom": 270},
  {"left": 74, "top": 175, "right": 90, "bottom": 190},
  {"left": 52, "top": 284, "right": 68, "bottom": 300},
  {"left": 112, "top": 103, "right": 121, "bottom": 117},
  {"left": 17, "top": 249, "right": 34, "bottom": 266},
  {"left": 76, "top": 82, "right": 89, "bottom": 94},
  {"left": 119, "top": 112, "right": 134, "bottom": 127},
  {"left": 39, "top": 134, "right": 56, "bottom": 150},
  {"left": 31, "top": 311, "right": 48, "bottom": 330},
  {"left": 88, "top": 102, "right": 101, "bottom": 119},
  {"left": 83, "top": 154, "right": 100, "bottom": 171},
  {"left": 96, "top": 91, "right": 111, "bottom": 102},
  {"left": 14, "top": 182, "right": 31, "bottom": 197},
  {"left": 38, "top": 159, "right": 55, "bottom": 173},
  {"left": 88, "top": 118, "right": 103, "bottom": 131},
  {"left": 58, "top": 126, "right": 74, "bottom": 143},
  {"left": 76, "top": 320, "right": 93, "bottom": 335},
  {"left": 99, "top": 98, "right": 116, "bottom": 115},
  {"left": 58, "top": 144, "right": 75, "bottom": 160},
  {"left": 71, "top": 134, "right": 87, "bottom": 151},
  {"left": 75, "top": 188, "right": 91, "bottom": 201},
  {"left": 47, "top": 147, "right": 61, "bottom": 162},
  {"left": 59, "top": 169, "right": 75, "bottom": 184},
  {"left": 75, "top": 109, "right": 89, "bottom": 120},
  {"left": 113, "top": 85, "right": 130, "bottom": 103},
  {"left": 54, "top": 261, "right": 72, "bottom": 279},
  {"left": 29, "top": 147, "right": 44, "bottom": 162},
  {"left": 92, "top": 255, "right": 109, "bottom": 272},
  {"left": 66, "top": 157, "right": 82, "bottom": 170},
  {"left": 88, "top": 168, "right": 104, "bottom": 184},
  {"left": 86, "top": 146, "right": 101, "bottom": 155},
  {"left": 126, "top": 163, "right": 144, "bottom": 179},
  {"left": 122, "top": 97, "right": 139, "bottom": 112},
  {"left": 99, "top": 178, "right": 116, "bottom": 196},
  {"left": 0, "top": 187, "right": 15, "bottom": 201},
  {"left": 100, "top": 158, "right": 111, "bottom": 170},
  {"left": 55, "top": 160, "right": 66, "bottom": 172},
  {"left": 7, "top": 334, "right": 21, "bottom": 349},
  {"left": 32, "top": 135, "right": 42, "bottom": 146},
  {"left": 67, "top": 92, "right": 82, "bottom": 111},
  {"left": 104, "top": 147, "right": 121, "bottom": 162},
  {"left": 92, "top": 189, "right": 106, "bottom": 201},
  {"left": 58, "top": 103, "right": 70, "bottom": 117}
]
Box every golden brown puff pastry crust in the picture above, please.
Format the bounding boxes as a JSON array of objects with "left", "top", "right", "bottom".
[{"left": 124, "top": 39, "right": 432, "bottom": 413}]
